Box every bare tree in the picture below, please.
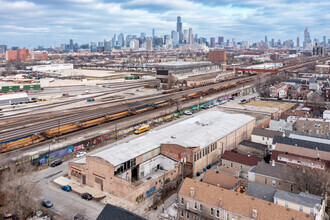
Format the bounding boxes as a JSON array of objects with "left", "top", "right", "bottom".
[
  {"left": 288, "top": 165, "right": 330, "bottom": 196},
  {"left": 0, "top": 163, "right": 40, "bottom": 219}
]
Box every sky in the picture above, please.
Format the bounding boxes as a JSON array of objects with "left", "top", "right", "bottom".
[{"left": 0, "top": 0, "right": 329, "bottom": 48}]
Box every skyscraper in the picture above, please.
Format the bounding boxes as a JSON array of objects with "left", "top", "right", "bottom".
[
  {"left": 265, "top": 35, "right": 268, "bottom": 46},
  {"left": 177, "top": 16, "right": 183, "bottom": 44},
  {"left": 188, "top": 28, "right": 193, "bottom": 45},
  {"left": 323, "top": 36, "right": 326, "bottom": 45},
  {"left": 183, "top": 29, "right": 188, "bottom": 43},
  {"left": 303, "top": 28, "right": 311, "bottom": 48},
  {"left": 210, "top": 37, "right": 215, "bottom": 48},
  {"left": 218, "top": 36, "right": 224, "bottom": 45},
  {"left": 118, "top": 33, "right": 124, "bottom": 47},
  {"left": 69, "top": 39, "right": 74, "bottom": 50},
  {"left": 297, "top": 37, "right": 300, "bottom": 48},
  {"left": 152, "top": 29, "right": 155, "bottom": 39},
  {"left": 172, "top": 31, "right": 179, "bottom": 46},
  {"left": 146, "top": 37, "right": 153, "bottom": 51}
]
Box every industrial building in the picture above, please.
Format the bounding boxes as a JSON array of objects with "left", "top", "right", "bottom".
[
  {"left": 0, "top": 93, "right": 29, "bottom": 105},
  {"left": 152, "top": 61, "right": 224, "bottom": 88},
  {"left": 68, "top": 111, "right": 255, "bottom": 202},
  {"left": 26, "top": 63, "right": 73, "bottom": 72}
]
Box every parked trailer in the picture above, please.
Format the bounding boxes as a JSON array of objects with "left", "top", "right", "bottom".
[
  {"left": 107, "top": 111, "right": 130, "bottom": 120},
  {"left": 0, "top": 135, "right": 45, "bottom": 153},
  {"left": 43, "top": 124, "right": 79, "bottom": 138},
  {"left": 80, "top": 117, "right": 106, "bottom": 128}
]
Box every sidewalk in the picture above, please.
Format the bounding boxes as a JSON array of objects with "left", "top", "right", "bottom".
[{"left": 53, "top": 176, "right": 106, "bottom": 199}]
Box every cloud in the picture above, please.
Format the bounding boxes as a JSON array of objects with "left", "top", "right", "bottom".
[{"left": 0, "top": 0, "right": 329, "bottom": 47}]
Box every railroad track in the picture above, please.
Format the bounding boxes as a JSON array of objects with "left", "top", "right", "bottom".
[
  {"left": 0, "top": 73, "right": 267, "bottom": 144},
  {"left": 0, "top": 80, "right": 155, "bottom": 116}
]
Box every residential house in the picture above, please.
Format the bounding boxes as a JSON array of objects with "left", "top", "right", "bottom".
[
  {"left": 269, "top": 82, "right": 290, "bottom": 98},
  {"left": 177, "top": 178, "right": 314, "bottom": 220},
  {"left": 96, "top": 203, "right": 147, "bottom": 220},
  {"left": 246, "top": 182, "right": 326, "bottom": 220},
  {"left": 202, "top": 169, "right": 247, "bottom": 191},
  {"left": 248, "top": 162, "right": 295, "bottom": 192},
  {"left": 236, "top": 140, "right": 268, "bottom": 158},
  {"left": 221, "top": 151, "right": 262, "bottom": 179},
  {"left": 251, "top": 127, "right": 283, "bottom": 148}
]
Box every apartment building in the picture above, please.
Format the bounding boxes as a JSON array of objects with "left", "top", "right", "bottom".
[
  {"left": 294, "top": 118, "right": 330, "bottom": 137},
  {"left": 246, "top": 182, "right": 326, "bottom": 220},
  {"left": 178, "top": 178, "right": 313, "bottom": 220}
]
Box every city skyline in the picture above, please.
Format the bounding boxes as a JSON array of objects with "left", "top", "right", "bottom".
[{"left": 0, "top": 0, "right": 330, "bottom": 47}]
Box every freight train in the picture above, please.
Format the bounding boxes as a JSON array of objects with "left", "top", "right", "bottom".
[{"left": 0, "top": 75, "right": 257, "bottom": 153}]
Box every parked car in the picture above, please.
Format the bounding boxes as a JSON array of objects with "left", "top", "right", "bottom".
[
  {"left": 184, "top": 110, "right": 192, "bottom": 115},
  {"left": 3, "top": 211, "right": 15, "bottom": 219},
  {"left": 61, "top": 185, "right": 72, "bottom": 192},
  {"left": 76, "top": 152, "right": 86, "bottom": 158},
  {"left": 238, "top": 99, "right": 247, "bottom": 104},
  {"left": 50, "top": 160, "right": 62, "bottom": 167},
  {"left": 81, "top": 193, "right": 92, "bottom": 200},
  {"left": 41, "top": 200, "right": 53, "bottom": 208}
]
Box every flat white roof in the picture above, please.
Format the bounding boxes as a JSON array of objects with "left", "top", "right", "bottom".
[{"left": 82, "top": 111, "right": 255, "bottom": 167}]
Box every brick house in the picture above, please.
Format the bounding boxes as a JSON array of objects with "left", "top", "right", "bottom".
[
  {"left": 269, "top": 83, "right": 290, "bottom": 98},
  {"left": 177, "top": 178, "right": 313, "bottom": 220},
  {"left": 221, "top": 151, "right": 262, "bottom": 179}
]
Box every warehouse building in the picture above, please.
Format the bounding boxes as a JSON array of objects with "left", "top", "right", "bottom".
[
  {"left": 0, "top": 92, "right": 29, "bottom": 105},
  {"left": 68, "top": 111, "right": 255, "bottom": 202}
]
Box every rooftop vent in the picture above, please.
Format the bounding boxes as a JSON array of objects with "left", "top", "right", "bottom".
[
  {"left": 252, "top": 209, "right": 257, "bottom": 218},
  {"left": 190, "top": 187, "right": 195, "bottom": 197}
]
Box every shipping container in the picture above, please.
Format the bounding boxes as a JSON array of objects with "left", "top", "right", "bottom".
[
  {"left": 1, "top": 86, "right": 9, "bottom": 91},
  {"left": 32, "top": 84, "right": 41, "bottom": 89},
  {"left": 11, "top": 86, "right": 20, "bottom": 91},
  {"left": 23, "top": 85, "right": 32, "bottom": 90}
]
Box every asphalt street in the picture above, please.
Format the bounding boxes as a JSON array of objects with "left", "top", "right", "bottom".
[{"left": 31, "top": 162, "right": 104, "bottom": 220}]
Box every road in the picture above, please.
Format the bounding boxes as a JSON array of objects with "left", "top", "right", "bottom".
[{"left": 31, "top": 161, "right": 105, "bottom": 220}]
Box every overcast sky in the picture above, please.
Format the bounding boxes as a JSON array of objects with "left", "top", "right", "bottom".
[{"left": 0, "top": 0, "right": 329, "bottom": 48}]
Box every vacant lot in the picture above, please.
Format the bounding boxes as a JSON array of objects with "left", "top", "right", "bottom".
[{"left": 247, "top": 100, "right": 295, "bottom": 111}]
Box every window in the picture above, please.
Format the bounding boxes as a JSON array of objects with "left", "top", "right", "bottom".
[
  {"left": 299, "top": 205, "right": 303, "bottom": 212},
  {"left": 230, "top": 163, "right": 233, "bottom": 167},
  {"left": 285, "top": 201, "right": 289, "bottom": 208},
  {"left": 265, "top": 178, "right": 267, "bottom": 184},
  {"left": 210, "top": 208, "right": 214, "bottom": 216},
  {"left": 187, "top": 202, "right": 190, "bottom": 209},
  {"left": 186, "top": 211, "right": 190, "bottom": 219},
  {"left": 290, "top": 184, "right": 293, "bottom": 192},
  {"left": 226, "top": 214, "right": 230, "bottom": 220},
  {"left": 272, "top": 180, "right": 276, "bottom": 187},
  {"left": 199, "top": 204, "right": 203, "bottom": 211},
  {"left": 240, "top": 165, "right": 243, "bottom": 169},
  {"left": 194, "top": 153, "right": 196, "bottom": 162},
  {"left": 181, "top": 210, "right": 184, "bottom": 217},
  {"left": 310, "top": 208, "right": 314, "bottom": 215},
  {"left": 181, "top": 197, "right": 184, "bottom": 204},
  {"left": 216, "top": 210, "right": 220, "bottom": 218},
  {"left": 262, "top": 137, "right": 265, "bottom": 140},
  {"left": 200, "top": 151, "right": 201, "bottom": 158},
  {"left": 275, "top": 198, "right": 278, "bottom": 204},
  {"left": 194, "top": 202, "right": 197, "bottom": 210},
  {"left": 194, "top": 215, "right": 198, "bottom": 220}
]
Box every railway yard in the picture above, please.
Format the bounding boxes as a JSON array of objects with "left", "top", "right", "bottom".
[{"left": 0, "top": 57, "right": 328, "bottom": 167}]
